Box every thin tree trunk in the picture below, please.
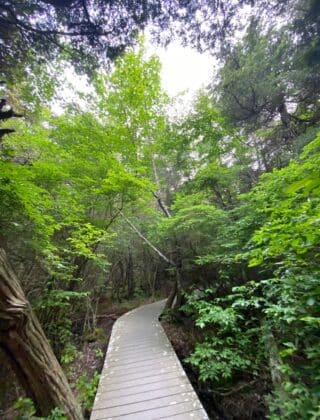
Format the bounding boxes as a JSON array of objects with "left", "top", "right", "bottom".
[
  {"left": 150, "top": 164, "right": 185, "bottom": 311},
  {"left": 120, "top": 212, "right": 182, "bottom": 312},
  {"left": 0, "top": 248, "right": 83, "bottom": 419},
  {"left": 262, "top": 319, "right": 288, "bottom": 412},
  {"left": 152, "top": 156, "right": 172, "bottom": 218},
  {"left": 126, "top": 249, "right": 134, "bottom": 299},
  {"left": 263, "top": 323, "right": 285, "bottom": 387},
  {"left": 116, "top": 260, "right": 124, "bottom": 303},
  {"left": 163, "top": 266, "right": 185, "bottom": 314},
  {"left": 120, "top": 212, "right": 175, "bottom": 266},
  {"left": 151, "top": 268, "right": 157, "bottom": 300},
  {"left": 173, "top": 269, "right": 185, "bottom": 310},
  {"left": 163, "top": 278, "right": 177, "bottom": 312}
]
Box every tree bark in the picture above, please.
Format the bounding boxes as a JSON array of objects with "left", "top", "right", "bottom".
[
  {"left": 262, "top": 319, "right": 288, "bottom": 413},
  {"left": 152, "top": 156, "right": 172, "bottom": 218},
  {"left": 120, "top": 212, "right": 175, "bottom": 266},
  {"left": 163, "top": 266, "right": 185, "bottom": 314},
  {"left": 163, "top": 277, "right": 177, "bottom": 312},
  {"left": 263, "top": 323, "right": 286, "bottom": 387},
  {"left": 126, "top": 249, "right": 134, "bottom": 299},
  {"left": 0, "top": 248, "right": 83, "bottom": 419}
]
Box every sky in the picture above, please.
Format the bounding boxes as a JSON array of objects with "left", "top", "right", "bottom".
[
  {"left": 148, "top": 41, "right": 217, "bottom": 116},
  {"left": 57, "top": 40, "right": 216, "bottom": 117},
  {"left": 154, "top": 42, "right": 216, "bottom": 97}
]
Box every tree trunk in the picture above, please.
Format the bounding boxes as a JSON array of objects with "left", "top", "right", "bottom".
[
  {"left": 278, "top": 101, "right": 297, "bottom": 139},
  {"left": 126, "top": 249, "right": 134, "bottom": 299},
  {"left": 121, "top": 212, "right": 175, "bottom": 266},
  {"left": 262, "top": 319, "right": 288, "bottom": 413},
  {"left": 263, "top": 323, "right": 286, "bottom": 387},
  {"left": 163, "top": 278, "right": 177, "bottom": 313},
  {"left": 152, "top": 156, "right": 172, "bottom": 218},
  {"left": 150, "top": 268, "right": 157, "bottom": 301},
  {"left": 0, "top": 248, "right": 83, "bottom": 419}
]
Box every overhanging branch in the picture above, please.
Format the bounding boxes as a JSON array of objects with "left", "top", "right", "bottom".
[{"left": 120, "top": 212, "right": 175, "bottom": 267}]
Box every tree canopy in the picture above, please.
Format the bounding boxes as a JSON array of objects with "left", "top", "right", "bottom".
[
  {"left": 0, "top": 1, "right": 320, "bottom": 418},
  {"left": 0, "top": 0, "right": 309, "bottom": 78}
]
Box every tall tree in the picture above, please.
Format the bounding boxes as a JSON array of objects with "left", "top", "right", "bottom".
[
  {"left": 0, "top": 44, "right": 170, "bottom": 413},
  {"left": 0, "top": 249, "right": 83, "bottom": 419}
]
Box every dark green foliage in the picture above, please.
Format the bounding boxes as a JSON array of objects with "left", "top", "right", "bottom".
[
  {"left": 217, "top": 2, "right": 320, "bottom": 170},
  {"left": 176, "top": 134, "right": 320, "bottom": 417},
  {"left": 36, "top": 289, "right": 87, "bottom": 357},
  {"left": 1, "top": 1, "right": 320, "bottom": 416},
  {"left": 0, "top": 0, "right": 303, "bottom": 78},
  {"left": 183, "top": 289, "right": 264, "bottom": 382},
  {"left": 13, "top": 397, "right": 67, "bottom": 419}
]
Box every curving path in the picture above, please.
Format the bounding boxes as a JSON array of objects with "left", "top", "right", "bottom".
[{"left": 90, "top": 300, "right": 209, "bottom": 420}]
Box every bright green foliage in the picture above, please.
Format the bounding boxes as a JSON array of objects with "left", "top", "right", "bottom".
[
  {"left": 66, "top": 224, "right": 114, "bottom": 266},
  {"left": 241, "top": 135, "right": 320, "bottom": 417},
  {"left": 45, "top": 408, "right": 67, "bottom": 420},
  {"left": 180, "top": 134, "right": 320, "bottom": 417},
  {"left": 2, "top": 14, "right": 320, "bottom": 418},
  {"left": 157, "top": 192, "right": 230, "bottom": 272},
  {"left": 160, "top": 193, "right": 227, "bottom": 235},
  {"left": 158, "top": 94, "right": 244, "bottom": 181},
  {"left": 76, "top": 372, "right": 100, "bottom": 410},
  {"left": 247, "top": 133, "right": 320, "bottom": 267},
  {"left": 183, "top": 291, "right": 258, "bottom": 382},
  {"left": 14, "top": 397, "right": 37, "bottom": 419},
  {"left": 183, "top": 94, "right": 233, "bottom": 163},
  {"left": 0, "top": 43, "right": 167, "bottom": 361},
  {"left": 94, "top": 41, "right": 168, "bottom": 173}
]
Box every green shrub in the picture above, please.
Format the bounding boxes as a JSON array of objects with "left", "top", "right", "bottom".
[{"left": 76, "top": 372, "right": 100, "bottom": 410}]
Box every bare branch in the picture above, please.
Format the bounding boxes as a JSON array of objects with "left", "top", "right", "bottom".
[
  {"left": 120, "top": 212, "right": 175, "bottom": 266},
  {"left": 152, "top": 156, "right": 171, "bottom": 218}
]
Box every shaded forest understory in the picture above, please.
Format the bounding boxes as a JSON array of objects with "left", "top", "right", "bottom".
[
  {"left": 0, "top": 0, "right": 320, "bottom": 418},
  {"left": 0, "top": 296, "right": 161, "bottom": 418}
]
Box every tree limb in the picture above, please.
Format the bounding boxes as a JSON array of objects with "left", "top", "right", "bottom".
[
  {"left": 120, "top": 212, "right": 175, "bottom": 266},
  {"left": 151, "top": 156, "right": 171, "bottom": 218}
]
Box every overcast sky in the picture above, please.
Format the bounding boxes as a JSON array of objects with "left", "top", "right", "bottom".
[
  {"left": 147, "top": 40, "right": 217, "bottom": 116},
  {"left": 154, "top": 42, "right": 216, "bottom": 96},
  {"left": 56, "top": 39, "right": 216, "bottom": 117}
]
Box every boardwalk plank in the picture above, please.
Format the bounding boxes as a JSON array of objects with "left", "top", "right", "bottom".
[
  {"left": 91, "top": 300, "right": 209, "bottom": 420},
  {"left": 93, "top": 384, "right": 193, "bottom": 409},
  {"left": 95, "top": 377, "right": 191, "bottom": 400}
]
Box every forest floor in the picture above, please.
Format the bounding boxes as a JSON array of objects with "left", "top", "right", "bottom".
[
  {"left": 0, "top": 296, "right": 152, "bottom": 419},
  {"left": 161, "top": 320, "right": 269, "bottom": 420}
]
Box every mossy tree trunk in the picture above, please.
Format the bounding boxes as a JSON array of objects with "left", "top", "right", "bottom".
[{"left": 0, "top": 248, "right": 83, "bottom": 419}]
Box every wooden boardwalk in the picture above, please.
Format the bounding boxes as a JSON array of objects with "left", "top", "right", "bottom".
[{"left": 91, "top": 300, "right": 209, "bottom": 420}]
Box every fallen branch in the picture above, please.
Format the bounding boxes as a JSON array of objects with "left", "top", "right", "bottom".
[{"left": 120, "top": 211, "right": 175, "bottom": 266}]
